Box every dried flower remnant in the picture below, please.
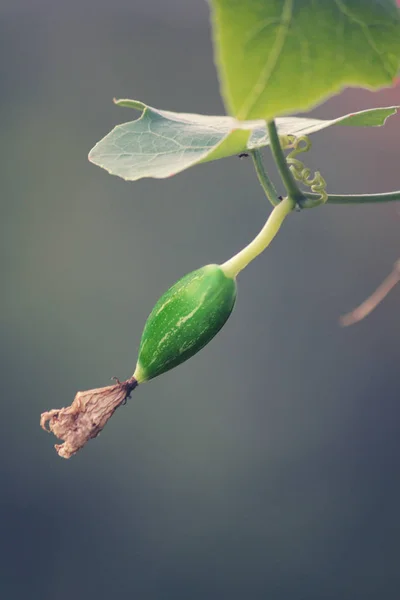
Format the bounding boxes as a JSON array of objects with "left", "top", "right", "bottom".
[{"left": 40, "top": 377, "right": 138, "bottom": 459}]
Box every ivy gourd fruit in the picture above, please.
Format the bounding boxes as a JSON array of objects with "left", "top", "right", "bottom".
[{"left": 134, "top": 264, "right": 237, "bottom": 383}]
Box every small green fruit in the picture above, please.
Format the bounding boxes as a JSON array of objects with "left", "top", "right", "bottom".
[
  {"left": 41, "top": 264, "right": 236, "bottom": 458},
  {"left": 134, "top": 264, "right": 236, "bottom": 382}
]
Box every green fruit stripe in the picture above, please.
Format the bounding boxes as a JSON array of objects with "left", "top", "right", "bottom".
[{"left": 134, "top": 265, "right": 237, "bottom": 382}]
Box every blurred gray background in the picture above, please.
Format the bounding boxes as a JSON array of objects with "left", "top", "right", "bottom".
[{"left": 1, "top": 2, "right": 400, "bottom": 599}]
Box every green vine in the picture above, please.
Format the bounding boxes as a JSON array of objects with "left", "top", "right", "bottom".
[
  {"left": 267, "top": 121, "right": 305, "bottom": 205},
  {"left": 250, "top": 150, "right": 279, "bottom": 207},
  {"left": 303, "top": 190, "right": 400, "bottom": 208}
]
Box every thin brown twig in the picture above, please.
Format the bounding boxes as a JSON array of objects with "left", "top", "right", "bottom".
[{"left": 340, "top": 259, "right": 400, "bottom": 327}]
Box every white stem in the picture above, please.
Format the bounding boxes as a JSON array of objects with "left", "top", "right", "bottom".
[{"left": 221, "top": 197, "right": 293, "bottom": 279}]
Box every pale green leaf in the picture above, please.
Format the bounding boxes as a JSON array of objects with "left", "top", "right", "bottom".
[
  {"left": 210, "top": 0, "right": 400, "bottom": 121},
  {"left": 88, "top": 100, "right": 398, "bottom": 181}
]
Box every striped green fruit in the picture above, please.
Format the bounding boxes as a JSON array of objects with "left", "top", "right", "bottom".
[{"left": 133, "top": 264, "right": 237, "bottom": 383}]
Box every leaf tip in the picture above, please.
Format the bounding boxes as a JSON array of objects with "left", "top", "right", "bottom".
[{"left": 113, "top": 98, "right": 146, "bottom": 111}]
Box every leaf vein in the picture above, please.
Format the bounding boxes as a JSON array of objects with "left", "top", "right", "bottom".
[{"left": 237, "top": 0, "right": 294, "bottom": 120}]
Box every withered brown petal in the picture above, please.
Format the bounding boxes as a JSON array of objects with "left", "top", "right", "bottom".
[{"left": 40, "top": 378, "right": 137, "bottom": 459}]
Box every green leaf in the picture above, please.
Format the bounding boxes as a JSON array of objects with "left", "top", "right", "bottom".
[
  {"left": 209, "top": 0, "right": 400, "bottom": 121},
  {"left": 88, "top": 100, "right": 398, "bottom": 181}
]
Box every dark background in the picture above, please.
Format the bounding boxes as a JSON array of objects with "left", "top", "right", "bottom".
[{"left": 1, "top": 2, "right": 400, "bottom": 599}]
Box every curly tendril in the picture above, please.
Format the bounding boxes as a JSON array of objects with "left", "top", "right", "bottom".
[{"left": 279, "top": 134, "right": 328, "bottom": 205}]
